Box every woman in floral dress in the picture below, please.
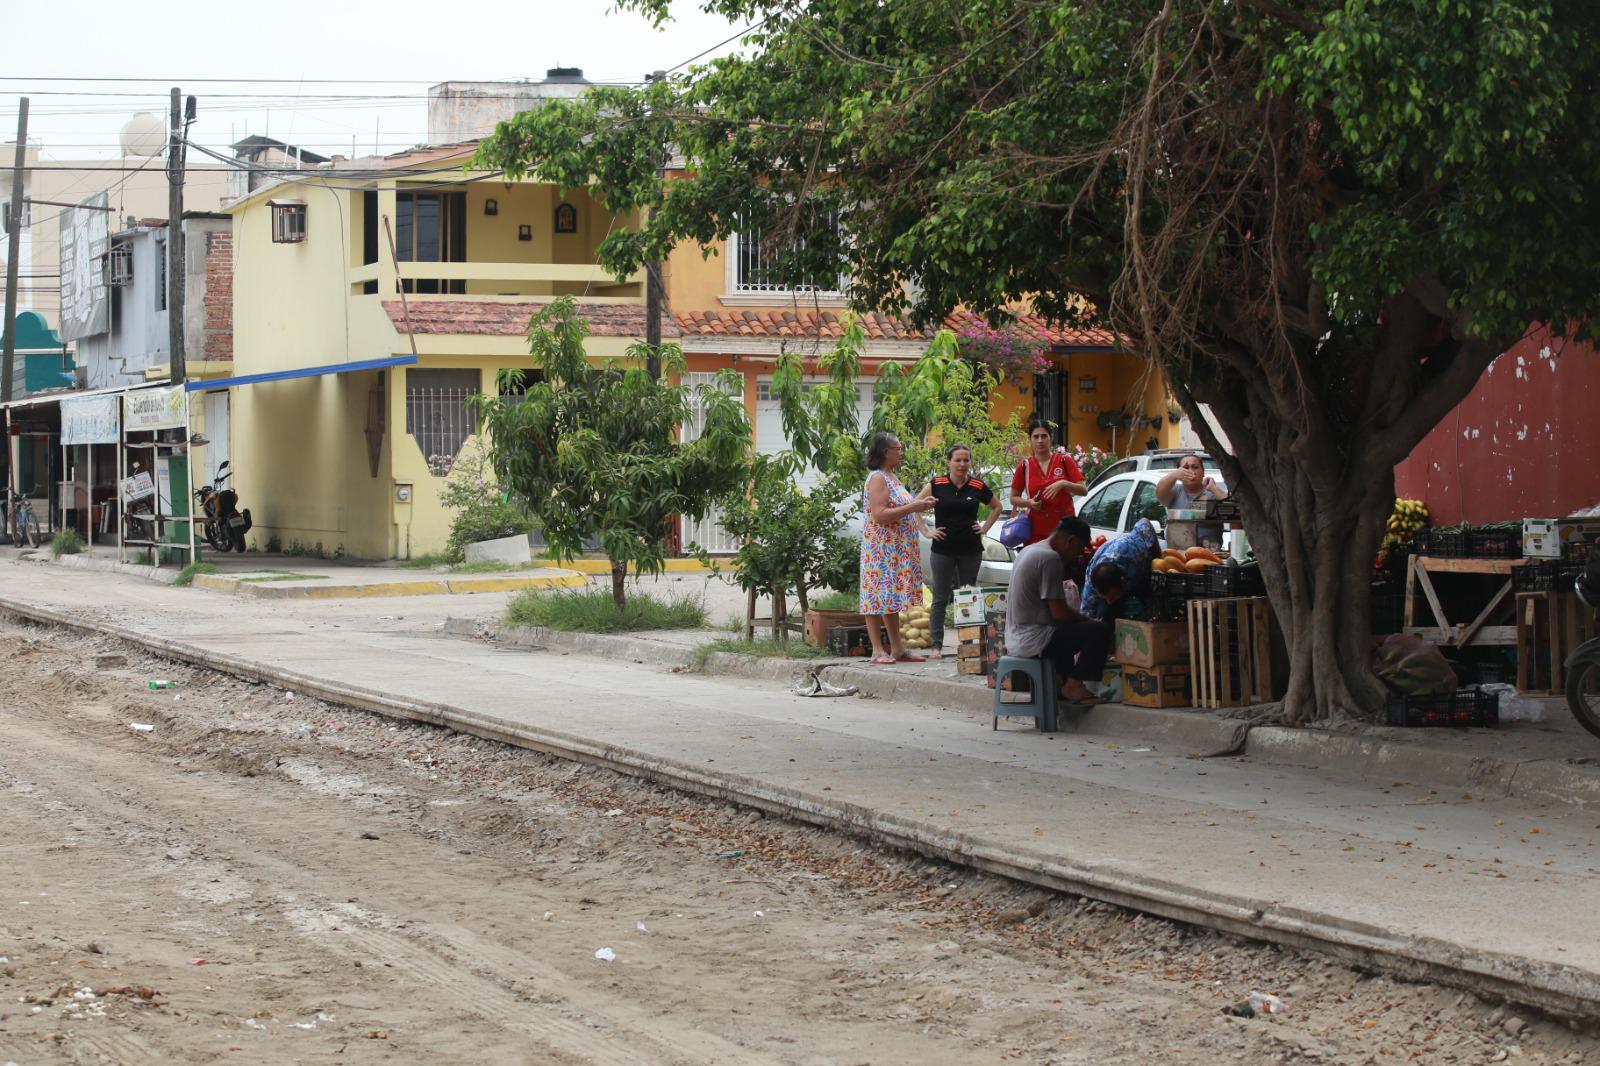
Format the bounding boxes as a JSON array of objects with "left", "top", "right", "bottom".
[{"left": 859, "top": 432, "right": 935, "bottom": 664}]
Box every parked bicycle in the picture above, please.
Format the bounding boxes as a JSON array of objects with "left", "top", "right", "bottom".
[{"left": 1, "top": 488, "right": 42, "bottom": 548}]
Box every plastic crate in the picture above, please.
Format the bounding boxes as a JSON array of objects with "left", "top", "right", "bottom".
[
  {"left": 1206, "top": 564, "right": 1266, "bottom": 598},
  {"left": 826, "top": 624, "right": 871, "bottom": 657},
  {"left": 1512, "top": 561, "right": 1580, "bottom": 594},
  {"left": 1384, "top": 687, "right": 1500, "bottom": 728},
  {"left": 1467, "top": 526, "right": 1522, "bottom": 559},
  {"left": 1417, "top": 528, "right": 1467, "bottom": 557}
]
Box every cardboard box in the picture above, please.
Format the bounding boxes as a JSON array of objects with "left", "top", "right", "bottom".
[
  {"left": 1114, "top": 619, "right": 1190, "bottom": 667},
  {"left": 1165, "top": 519, "right": 1225, "bottom": 552},
  {"left": 1524, "top": 518, "right": 1600, "bottom": 560},
  {"left": 953, "top": 586, "right": 1008, "bottom": 626},
  {"left": 1121, "top": 664, "right": 1191, "bottom": 708}
]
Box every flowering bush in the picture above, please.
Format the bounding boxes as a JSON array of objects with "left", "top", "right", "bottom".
[
  {"left": 954, "top": 320, "right": 1053, "bottom": 385},
  {"left": 1069, "top": 444, "right": 1120, "bottom": 484},
  {"left": 438, "top": 442, "right": 534, "bottom": 562}
]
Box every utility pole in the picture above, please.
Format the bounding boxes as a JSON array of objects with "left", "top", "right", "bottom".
[
  {"left": 2, "top": 97, "right": 28, "bottom": 405},
  {"left": 644, "top": 70, "right": 666, "bottom": 380},
  {"left": 167, "top": 88, "right": 189, "bottom": 384}
]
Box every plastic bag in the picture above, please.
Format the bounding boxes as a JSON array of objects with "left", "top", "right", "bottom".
[
  {"left": 1371, "top": 634, "right": 1458, "bottom": 696},
  {"left": 1478, "top": 683, "right": 1545, "bottom": 723}
]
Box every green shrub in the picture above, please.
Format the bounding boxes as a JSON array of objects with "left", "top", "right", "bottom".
[
  {"left": 504, "top": 588, "right": 707, "bottom": 633},
  {"left": 447, "top": 501, "right": 533, "bottom": 563},
  {"left": 810, "top": 588, "right": 861, "bottom": 612},
  {"left": 690, "top": 636, "right": 835, "bottom": 672},
  {"left": 48, "top": 529, "right": 85, "bottom": 557}
]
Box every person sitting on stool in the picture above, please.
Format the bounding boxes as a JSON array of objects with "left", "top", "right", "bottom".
[{"left": 1004, "top": 517, "right": 1120, "bottom": 707}]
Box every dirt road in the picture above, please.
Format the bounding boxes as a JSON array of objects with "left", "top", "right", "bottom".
[{"left": 0, "top": 618, "right": 1591, "bottom": 1065}]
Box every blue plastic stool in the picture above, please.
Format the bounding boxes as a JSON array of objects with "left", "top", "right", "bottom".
[{"left": 992, "top": 655, "right": 1059, "bottom": 732}]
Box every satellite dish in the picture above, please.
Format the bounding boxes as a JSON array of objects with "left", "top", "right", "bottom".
[{"left": 120, "top": 113, "right": 166, "bottom": 158}]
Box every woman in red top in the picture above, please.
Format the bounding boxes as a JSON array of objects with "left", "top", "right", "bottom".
[{"left": 1009, "top": 418, "right": 1086, "bottom": 546}]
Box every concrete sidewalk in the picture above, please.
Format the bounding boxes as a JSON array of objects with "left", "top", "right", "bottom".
[
  {"left": 29, "top": 546, "right": 587, "bottom": 599},
  {"left": 3, "top": 556, "right": 1600, "bottom": 1020}
]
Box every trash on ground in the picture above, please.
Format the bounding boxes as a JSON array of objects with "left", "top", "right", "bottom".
[
  {"left": 1248, "top": 990, "right": 1285, "bottom": 1014},
  {"left": 128, "top": 722, "right": 154, "bottom": 732},
  {"left": 793, "top": 669, "right": 858, "bottom": 698},
  {"left": 1480, "top": 683, "right": 1545, "bottom": 722},
  {"left": 594, "top": 947, "right": 616, "bottom": 962},
  {"left": 635, "top": 922, "right": 649, "bottom": 933},
  {"left": 753, "top": 910, "right": 764, "bottom": 919},
  {"left": 542, "top": 911, "right": 555, "bottom": 922},
  {"left": 147, "top": 680, "right": 177, "bottom": 690},
  {"left": 605, "top": 808, "right": 624, "bottom": 817},
  {"left": 187, "top": 958, "right": 206, "bottom": 966},
  {"left": 285, "top": 692, "right": 297, "bottom": 704},
  {"left": 359, "top": 832, "right": 380, "bottom": 840},
  {"left": 716, "top": 849, "right": 744, "bottom": 860},
  {"left": 1222, "top": 1001, "right": 1255, "bottom": 1018}
]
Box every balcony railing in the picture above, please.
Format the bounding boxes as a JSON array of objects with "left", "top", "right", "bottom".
[{"left": 348, "top": 261, "right": 645, "bottom": 301}]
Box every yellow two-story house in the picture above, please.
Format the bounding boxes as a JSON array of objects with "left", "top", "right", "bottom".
[{"left": 221, "top": 142, "right": 650, "bottom": 559}]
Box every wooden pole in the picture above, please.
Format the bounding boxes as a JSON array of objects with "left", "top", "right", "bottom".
[{"left": 2, "top": 97, "right": 28, "bottom": 405}]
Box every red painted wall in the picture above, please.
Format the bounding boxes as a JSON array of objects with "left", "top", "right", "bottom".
[{"left": 1394, "top": 329, "right": 1600, "bottom": 524}]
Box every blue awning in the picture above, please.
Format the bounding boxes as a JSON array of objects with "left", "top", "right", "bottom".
[{"left": 185, "top": 355, "right": 417, "bottom": 392}]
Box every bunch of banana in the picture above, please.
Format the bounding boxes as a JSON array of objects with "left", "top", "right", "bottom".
[{"left": 1376, "top": 498, "right": 1429, "bottom": 567}]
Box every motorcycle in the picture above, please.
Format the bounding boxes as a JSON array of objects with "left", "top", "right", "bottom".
[
  {"left": 194, "top": 461, "right": 253, "bottom": 553},
  {"left": 1564, "top": 538, "right": 1600, "bottom": 738}
]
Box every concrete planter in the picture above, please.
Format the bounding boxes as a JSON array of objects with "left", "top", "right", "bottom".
[
  {"left": 464, "top": 532, "right": 533, "bottom": 566},
  {"left": 804, "top": 607, "right": 865, "bottom": 646}
]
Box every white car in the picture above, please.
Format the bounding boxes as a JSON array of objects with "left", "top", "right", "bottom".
[{"left": 1077, "top": 469, "right": 1237, "bottom": 555}]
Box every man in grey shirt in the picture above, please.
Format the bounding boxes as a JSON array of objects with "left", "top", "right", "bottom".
[{"left": 1005, "top": 516, "right": 1119, "bottom": 705}]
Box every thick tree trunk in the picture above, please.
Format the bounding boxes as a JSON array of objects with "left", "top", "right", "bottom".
[{"left": 610, "top": 562, "right": 627, "bottom": 609}]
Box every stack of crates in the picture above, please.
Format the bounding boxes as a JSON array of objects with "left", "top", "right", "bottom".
[{"left": 955, "top": 624, "right": 987, "bottom": 675}]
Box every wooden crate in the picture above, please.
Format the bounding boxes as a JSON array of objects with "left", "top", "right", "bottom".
[
  {"left": 1187, "top": 596, "right": 1273, "bottom": 708},
  {"left": 1516, "top": 591, "right": 1597, "bottom": 695}
]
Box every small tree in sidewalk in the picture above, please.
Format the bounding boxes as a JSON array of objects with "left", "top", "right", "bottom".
[{"left": 474, "top": 296, "right": 751, "bottom": 608}]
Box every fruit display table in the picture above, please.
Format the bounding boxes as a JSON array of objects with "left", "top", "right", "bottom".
[{"left": 1403, "top": 555, "right": 1526, "bottom": 648}]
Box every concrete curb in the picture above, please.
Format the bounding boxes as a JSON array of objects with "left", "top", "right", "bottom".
[
  {"left": 25, "top": 551, "right": 181, "bottom": 585},
  {"left": 487, "top": 622, "right": 1600, "bottom": 809},
  {"left": 190, "top": 570, "right": 587, "bottom": 600},
  {"left": 4, "top": 591, "right": 1597, "bottom": 1021}
]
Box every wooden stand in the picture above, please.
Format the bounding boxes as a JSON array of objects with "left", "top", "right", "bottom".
[
  {"left": 1188, "top": 596, "right": 1273, "bottom": 708},
  {"left": 745, "top": 587, "right": 804, "bottom": 641},
  {"left": 1515, "top": 590, "right": 1596, "bottom": 695},
  {"left": 1404, "top": 555, "right": 1524, "bottom": 647}
]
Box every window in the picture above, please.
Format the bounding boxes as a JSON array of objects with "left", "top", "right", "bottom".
[
  {"left": 103, "top": 242, "right": 134, "bottom": 287},
  {"left": 271, "top": 200, "right": 307, "bottom": 243},
  {"left": 729, "top": 211, "right": 847, "bottom": 295},
  {"left": 1128, "top": 482, "right": 1165, "bottom": 529},
  {"left": 405, "top": 369, "right": 480, "bottom": 475},
  {"left": 1079, "top": 479, "right": 1133, "bottom": 529},
  {"left": 394, "top": 191, "right": 466, "bottom": 294},
  {"left": 554, "top": 202, "right": 577, "bottom": 233},
  {"left": 1089, "top": 457, "right": 1137, "bottom": 486},
  {"left": 153, "top": 236, "right": 167, "bottom": 311}
]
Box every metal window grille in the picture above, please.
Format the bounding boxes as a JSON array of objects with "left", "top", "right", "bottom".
[
  {"left": 104, "top": 244, "right": 134, "bottom": 287},
  {"left": 406, "top": 385, "right": 478, "bottom": 476},
  {"left": 733, "top": 216, "right": 848, "bottom": 295},
  {"left": 271, "top": 202, "right": 307, "bottom": 244}
]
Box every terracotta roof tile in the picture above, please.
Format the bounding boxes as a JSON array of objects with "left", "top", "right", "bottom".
[
  {"left": 672, "top": 307, "right": 1122, "bottom": 348},
  {"left": 382, "top": 300, "right": 674, "bottom": 339}
]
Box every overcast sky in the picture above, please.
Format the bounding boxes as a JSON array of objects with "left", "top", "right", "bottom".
[{"left": 4, "top": 0, "right": 744, "bottom": 161}]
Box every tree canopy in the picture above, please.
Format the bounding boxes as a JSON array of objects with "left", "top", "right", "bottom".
[{"left": 475, "top": 0, "right": 1600, "bottom": 720}]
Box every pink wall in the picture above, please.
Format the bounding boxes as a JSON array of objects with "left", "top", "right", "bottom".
[{"left": 1394, "top": 329, "right": 1600, "bottom": 525}]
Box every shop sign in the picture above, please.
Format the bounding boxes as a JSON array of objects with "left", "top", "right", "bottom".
[
  {"left": 120, "top": 470, "right": 155, "bottom": 503},
  {"left": 60, "top": 394, "right": 120, "bottom": 445},
  {"left": 125, "top": 386, "right": 188, "bottom": 431}
]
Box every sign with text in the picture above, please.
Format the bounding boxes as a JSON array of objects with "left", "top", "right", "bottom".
[
  {"left": 60, "top": 394, "right": 120, "bottom": 445},
  {"left": 124, "top": 386, "right": 188, "bottom": 431},
  {"left": 120, "top": 470, "right": 155, "bottom": 503}
]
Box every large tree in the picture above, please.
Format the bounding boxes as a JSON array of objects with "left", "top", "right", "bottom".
[{"left": 476, "top": 0, "right": 1600, "bottom": 721}]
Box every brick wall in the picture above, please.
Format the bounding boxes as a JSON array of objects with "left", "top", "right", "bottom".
[{"left": 202, "top": 230, "right": 233, "bottom": 362}]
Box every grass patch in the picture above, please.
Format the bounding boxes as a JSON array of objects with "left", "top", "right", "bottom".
[
  {"left": 690, "top": 636, "right": 834, "bottom": 672},
  {"left": 401, "top": 551, "right": 454, "bottom": 569},
  {"left": 809, "top": 589, "right": 860, "bottom": 612},
  {"left": 48, "top": 529, "right": 85, "bottom": 557},
  {"left": 505, "top": 588, "right": 709, "bottom": 633},
  {"left": 174, "top": 561, "right": 219, "bottom": 587}
]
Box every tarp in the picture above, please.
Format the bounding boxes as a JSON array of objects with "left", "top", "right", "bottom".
[{"left": 184, "top": 354, "right": 417, "bottom": 392}]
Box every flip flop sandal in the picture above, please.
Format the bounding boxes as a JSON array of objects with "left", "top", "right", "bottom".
[
  {"left": 1060, "top": 694, "right": 1110, "bottom": 707},
  {"left": 870, "top": 653, "right": 898, "bottom": 665},
  {"left": 895, "top": 652, "right": 927, "bottom": 663}
]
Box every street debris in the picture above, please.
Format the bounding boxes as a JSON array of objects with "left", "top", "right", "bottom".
[
  {"left": 594, "top": 947, "right": 616, "bottom": 962},
  {"left": 128, "top": 722, "right": 154, "bottom": 732},
  {"left": 793, "top": 669, "right": 857, "bottom": 698},
  {"left": 147, "top": 680, "right": 178, "bottom": 690}
]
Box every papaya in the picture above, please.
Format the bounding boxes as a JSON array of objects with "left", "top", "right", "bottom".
[
  {"left": 1152, "top": 557, "right": 1170, "bottom": 573},
  {"left": 1163, "top": 547, "right": 1185, "bottom": 560},
  {"left": 1184, "top": 546, "right": 1220, "bottom": 563},
  {"left": 1184, "top": 558, "right": 1210, "bottom": 574}
]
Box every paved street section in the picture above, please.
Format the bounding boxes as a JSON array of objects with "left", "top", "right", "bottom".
[{"left": 3, "top": 555, "right": 1599, "bottom": 1019}]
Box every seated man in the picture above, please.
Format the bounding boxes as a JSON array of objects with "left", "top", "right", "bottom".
[
  {"left": 1080, "top": 517, "right": 1159, "bottom": 622},
  {"left": 1005, "top": 517, "right": 1117, "bottom": 706}
]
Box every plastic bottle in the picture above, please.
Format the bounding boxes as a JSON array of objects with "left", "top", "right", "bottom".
[
  {"left": 148, "top": 680, "right": 178, "bottom": 690},
  {"left": 1248, "top": 991, "right": 1285, "bottom": 1014}
]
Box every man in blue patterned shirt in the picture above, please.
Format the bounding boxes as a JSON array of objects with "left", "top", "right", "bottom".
[{"left": 1080, "top": 518, "right": 1160, "bottom": 622}]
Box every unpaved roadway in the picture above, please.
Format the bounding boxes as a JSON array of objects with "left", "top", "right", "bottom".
[{"left": 1, "top": 618, "right": 1594, "bottom": 1065}]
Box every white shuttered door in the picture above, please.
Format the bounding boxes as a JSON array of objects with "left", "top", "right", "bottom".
[{"left": 679, "top": 372, "right": 742, "bottom": 555}]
